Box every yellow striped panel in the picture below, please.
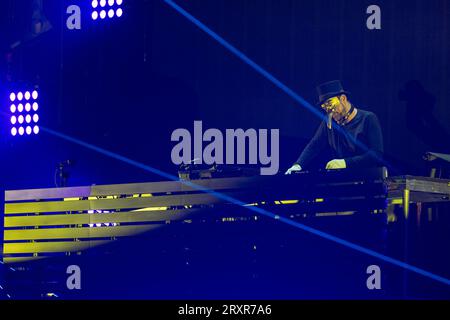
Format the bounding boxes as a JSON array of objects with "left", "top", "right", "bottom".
[
  {"left": 280, "top": 200, "right": 300, "bottom": 204},
  {"left": 4, "top": 240, "right": 110, "bottom": 254},
  {"left": 4, "top": 209, "right": 197, "bottom": 227},
  {"left": 4, "top": 224, "right": 162, "bottom": 241},
  {"left": 2, "top": 256, "right": 46, "bottom": 264},
  {"left": 4, "top": 177, "right": 266, "bottom": 202},
  {"left": 5, "top": 193, "right": 226, "bottom": 214},
  {"left": 390, "top": 198, "right": 403, "bottom": 205}
]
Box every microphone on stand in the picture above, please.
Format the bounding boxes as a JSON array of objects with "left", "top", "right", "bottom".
[
  {"left": 55, "top": 160, "right": 75, "bottom": 187},
  {"left": 57, "top": 159, "right": 74, "bottom": 167}
]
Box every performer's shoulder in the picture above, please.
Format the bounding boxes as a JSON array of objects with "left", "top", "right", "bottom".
[{"left": 358, "top": 108, "right": 379, "bottom": 120}]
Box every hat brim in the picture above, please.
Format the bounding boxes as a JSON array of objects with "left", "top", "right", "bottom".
[{"left": 317, "top": 91, "right": 350, "bottom": 106}]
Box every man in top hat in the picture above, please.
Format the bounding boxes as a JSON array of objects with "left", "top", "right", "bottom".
[{"left": 285, "top": 80, "right": 384, "bottom": 174}]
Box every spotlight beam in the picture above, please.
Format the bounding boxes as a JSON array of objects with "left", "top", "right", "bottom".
[{"left": 40, "top": 126, "right": 450, "bottom": 288}]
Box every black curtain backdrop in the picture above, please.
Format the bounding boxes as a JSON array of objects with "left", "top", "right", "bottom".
[{"left": 0, "top": 0, "right": 449, "bottom": 190}]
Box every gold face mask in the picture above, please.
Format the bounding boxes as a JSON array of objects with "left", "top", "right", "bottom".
[
  {"left": 321, "top": 96, "right": 341, "bottom": 129},
  {"left": 321, "top": 96, "right": 340, "bottom": 113}
]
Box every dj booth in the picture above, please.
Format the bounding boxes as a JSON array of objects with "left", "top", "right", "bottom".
[{"left": 2, "top": 168, "right": 450, "bottom": 298}]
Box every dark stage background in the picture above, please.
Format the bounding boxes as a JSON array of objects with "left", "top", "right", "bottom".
[
  {"left": 0, "top": 0, "right": 449, "bottom": 190},
  {"left": 0, "top": 0, "right": 449, "bottom": 299}
]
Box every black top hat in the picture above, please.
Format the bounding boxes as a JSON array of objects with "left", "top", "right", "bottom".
[{"left": 316, "top": 80, "right": 350, "bottom": 106}]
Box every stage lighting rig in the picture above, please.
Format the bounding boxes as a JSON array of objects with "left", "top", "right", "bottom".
[
  {"left": 91, "top": 0, "right": 124, "bottom": 21},
  {"left": 9, "top": 89, "right": 40, "bottom": 137}
]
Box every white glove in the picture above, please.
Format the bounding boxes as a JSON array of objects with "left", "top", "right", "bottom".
[
  {"left": 285, "top": 164, "right": 302, "bottom": 175},
  {"left": 325, "top": 159, "right": 347, "bottom": 170}
]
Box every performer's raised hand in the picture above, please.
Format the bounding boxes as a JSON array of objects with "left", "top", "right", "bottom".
[{"left": 325, "top": 159, "right": 346, "bottom": 170}]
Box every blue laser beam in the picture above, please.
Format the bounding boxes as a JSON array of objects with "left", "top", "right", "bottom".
[
  {"left": 162, "top": 0, "right": 322, "bottom": 119},
  {"left": 41, "top": 126, "right": 450, "bottom": 287},
  {"left": 161, "top": 0, "right": 388, "bottom": 167}
]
